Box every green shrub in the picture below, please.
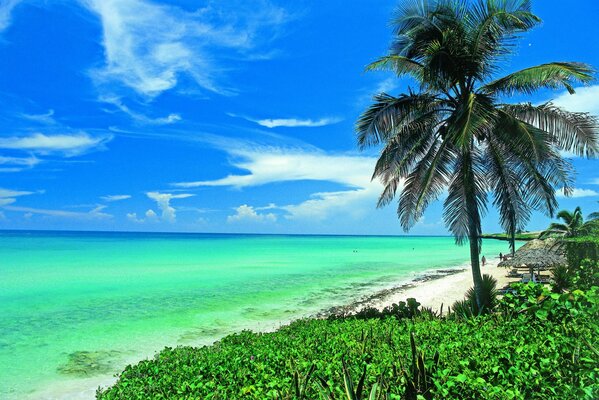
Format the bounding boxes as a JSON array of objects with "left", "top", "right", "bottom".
[
  {"left": 329, "top": 298, "right": 422, "bottom": 321},
  {"left": 565, "top": 236, "right": 599, "bottom": 267},
  {"left": 450, "top": 274, "right": 498, "bottom": 318},
  {"left": 97, "top": 285, "right": 598, "bottom": 400},
  {"left": 572, "top": 259, "right": 599, "bottom": 291}
]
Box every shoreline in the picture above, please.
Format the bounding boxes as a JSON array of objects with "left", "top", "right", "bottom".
[
  {"left": 316, "top": 257, "right": 516, "bottom": 317},
  {"left": 27, "top": 257, "right": 516, "bottom": 400}
]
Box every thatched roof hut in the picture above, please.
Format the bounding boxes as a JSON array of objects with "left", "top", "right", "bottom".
[{"left": 498, "top": 248, "right": 567, "bottom": 270}]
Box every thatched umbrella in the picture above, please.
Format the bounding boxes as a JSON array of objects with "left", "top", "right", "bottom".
[
  {"left": 499, "top": 249, "right": 566, "bottom": 282},
  {"left": 498, "top": 249, "right": 567, "bottom": 270}
]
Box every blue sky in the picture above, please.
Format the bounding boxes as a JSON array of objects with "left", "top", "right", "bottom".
[{"left": 0, "top": 0, "right": 598, "bottom": 235}]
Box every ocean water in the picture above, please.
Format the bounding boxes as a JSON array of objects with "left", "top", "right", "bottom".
[{"left": 0, "top": 231, "right": 513, "bottom": 399}]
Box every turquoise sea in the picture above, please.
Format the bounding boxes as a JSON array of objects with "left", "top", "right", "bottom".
[{"left": 0, "top": 231, "right": 513, "bottom": 399}]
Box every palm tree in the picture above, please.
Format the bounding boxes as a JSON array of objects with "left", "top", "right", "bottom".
[
  {"left": 587, "top": 202, "right": 599, "bottom": 221},
  {"left": 356, "top": 0, "right": 598, "bottom": 308},
  {"left": 540, "top": 207, "right": 585, "bottom": 238}
]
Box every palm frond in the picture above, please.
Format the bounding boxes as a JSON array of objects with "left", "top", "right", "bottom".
[
  {"left": 485, "top": 136, "right": 530, "bottom": 253},
  {"left": 491, "top": 111, "right": 572, "bottom": 217},
  {"left": 398, "top": 138, "right": 453, "bottom": 230},
  {"left": 356, "top": 92, "right": 441, "bottom": 149},
  {"left": 481, "top": 62, "right": 595, "bottom": 96},
  {"left": 502, "top": 102, "right": 599, "bottom": 157},
  {"left": 443, "top": 148, "right": 488, "bottom": 245},
  {"left": 467, "top": 0, "right": 540, "bottom": 80},
  {"left": 445, "top": 93, "right": 496, "bottom": 148},
  {"left": 372, "top": 115, "right": 440, "bottom": 207},
  {"left": 365, "top": 55, "right": 424, "bottom": 80}
]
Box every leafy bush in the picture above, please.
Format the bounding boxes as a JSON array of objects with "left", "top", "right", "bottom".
[
  {"left": 565, "top": 236, "right": 599, "bottom": 267},
  {"left": 551, "top": 264, "right": 572, "bottom": 293},
  {"left": 330, "top": 298, "right": 422, "bottom": 321},
  {"left": 97, "top": 285, "right": 598, "bottom": 400},
  {"left": 450, "top": 274, "right": 498, "bottom": 318},
  {"left": 572, "top": 259, "right": 599, "bottom": 291}
]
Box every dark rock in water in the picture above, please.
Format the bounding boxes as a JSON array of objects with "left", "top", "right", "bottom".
[{"left": 57, "top": 350, "right": 121, "bottom": 377}]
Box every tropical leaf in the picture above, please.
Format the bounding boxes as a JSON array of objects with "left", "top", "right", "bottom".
[
  {"left": 502, "top": 102, "right": 599, "bottom": 157},
  {"left": 365, "top": 55, "right": 424, "bottom": 79},
  {"left": 443, "top": 149, "right": 488, "bottom": 245},
  {"left": 398, "top": 139, "right": 454, "bottom": 231},
  {"left": 356, "top": 92, "right": 441, "bottom": 149},
  {"left": 481, "top": 62, "right": 595, "bottom": 95}
]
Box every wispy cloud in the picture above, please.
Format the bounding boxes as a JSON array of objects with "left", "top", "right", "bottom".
[
  {"left": 101, "top": 96, "right": 181, "bottom": 125},
  {"left": 146, "top": 191, "right": 194, "bottom": 222},
  {"left": 229, "top": 113, "right": 342, "bottom": 128},
  {"left": 227, "top": 204, "right": 276, "bottom": 223},
  {"left": 0, "top": 0, "right": 22, "bottom": 32},
  {"left": 4, "top": 204, "right": 112, "bottom": 219},
  {"left": 101, "top": 194, "right": 131, "bottom": 202},
  {"left": 20, "top": 109, "right": 56, "bottom": 125},
  {"left": 82, "top": 0, "right": 290, "bottom": 97},
  {"left": 0, "top": 132, "right": 112, "bottom": 156},
  {"left": 0, "top": 187, "right": 36, "bottom": 206},
  {"left": 173, "top": 143, "right": 385, "bottom": 222},
  {"left": 0, "top": 155, "right": 40, "bottom": 172},
  {"left": 173, "top": 146, "right": 376, "bottom": 189},
  {"left": 557, "top": 187, "right": 599, "bottom": 198},
  {"left": 357, "top": 77, "right": 399, "bottom": 106}
]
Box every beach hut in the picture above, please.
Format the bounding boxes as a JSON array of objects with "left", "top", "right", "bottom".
[{"left": 498, "top": 249, "right": 567, "bottom": 283}]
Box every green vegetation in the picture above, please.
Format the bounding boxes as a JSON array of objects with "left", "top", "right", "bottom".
[
  {"left": 97, "top": 282, "right": 598, "bottom": 399},
  {"left": 355, "top": 0, "right": 599, "bottom": 307},
  {"left": 480, "top": 232, "right": 540, "bottom": 241},
  {"left": 541, "top": 207, "right": 586, "bottom": 238}
]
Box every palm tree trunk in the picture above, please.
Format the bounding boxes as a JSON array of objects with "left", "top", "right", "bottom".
[
  {"left": 463, "top": 151, "right": 484, "bottom": 310},
  {"left": 509, "top": 230, "right": 516, "bottom": 256},
  {"left": 468, "top": 231, "right": 484, "bottom": 310}
]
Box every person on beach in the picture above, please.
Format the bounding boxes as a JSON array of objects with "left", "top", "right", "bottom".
[
  {"left": 481, "top": 255, "right": 486, "bottom": 266},
  {"left": 499, "top": 252, "right": 503, "bottom": 261}
]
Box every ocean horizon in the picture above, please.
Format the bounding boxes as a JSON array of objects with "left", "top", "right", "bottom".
[{"left": 1, "top": 231, "right": 513, "bottom": 399}]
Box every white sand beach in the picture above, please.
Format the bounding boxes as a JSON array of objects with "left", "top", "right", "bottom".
[{"left": 370, "top": 257, "right": 518, "bottom": 312}]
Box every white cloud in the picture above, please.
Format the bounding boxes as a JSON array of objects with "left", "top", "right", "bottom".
[
  {"left": 146, "top": 191, "right": 194, "bottom": 222},
  {"left": 230, "top": 114, "right": 342, "bottom": 128},
  {"left": 357, "top": 77, "right": 399, "bottom": 106},
  {"left": 374, "top": 77, "right": 399, "bottom": 94},
  {"left": 173, "top": 145, "right": 386, "bottom": 222},
  {"left": 101, "top": 96, "right": 181, "bottom": 124},
  {"left": 173, "top": 147, "right": 376, "bottom": 189},
  {"left": 0, "top": 155, "right": 40, "bottom": 172},
  {"left": 82, "top": 0, "right": 290, "bottom": 97},
  {"left": 21, "top": 109, "right": 56, "bottom": 125},
  {"left": 0, "top": 132, "right": 111, "bottom": 156},
  {"left": 0, "top": 188, "right": 34, "bottom": 198},
  {"left": 227, "top": 204, "right": 277, "bottom": 223},
  {"left": 127, "top": 212, "right": 142, "bottom": 223},
  {"left": 4, "top": 205, "right": 112, "bottom": 219},
  {"left": 0, "top": 0, "right": 22, "bottom": 32},
  {"left": 101, "top": 194, "right": 131, "bottom": 202},
  {"left": 0, "top": 187, "right": 36, "bottom": 206},
  {"left": 254, "top": 117, "right": 342, "bottom": 128},
  {"left": 590, "top": 178, "right": 599, "bottom": 185},
  {"left": 557, "top": 187, "right": 599, "bottom": 198},
  {"left": 145, "top": 209, "right": 157, "bottom": 218},
  {"left": 551, "top": 85, "right": 599, "bottom": 115},
  {"left": 0, "top": 198, "right": 15, "bottom": 206}
]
